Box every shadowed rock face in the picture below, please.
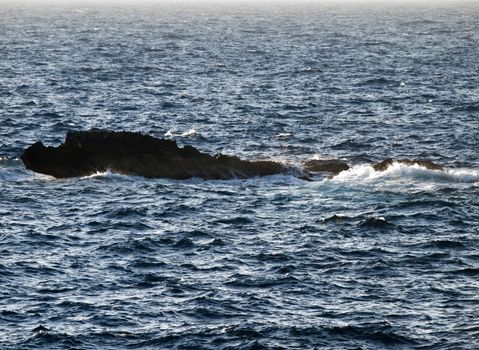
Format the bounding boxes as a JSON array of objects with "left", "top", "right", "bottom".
[
  {"left": 373, "top": 158, "right": 444, "bottom": 171},
  {"left": 302, "top": 159, "right": 350, "bottom": 175},
  {"left": 21, "top": 130, "right": 286, "bottom": 179}
]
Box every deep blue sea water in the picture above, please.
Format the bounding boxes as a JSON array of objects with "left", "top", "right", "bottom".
[{"left": 1, "top": 1, "right": 478, "bottom": 349}]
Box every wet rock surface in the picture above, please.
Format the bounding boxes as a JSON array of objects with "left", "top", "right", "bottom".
[
  {"left": 21, "top": 130, "right": 286, "bottom": 179},
  {"left": 302, "top": 159, "right": 350, "bottom": 175},
  {"left": 373, "top": 158, "right": 444, "bottom": 172}
]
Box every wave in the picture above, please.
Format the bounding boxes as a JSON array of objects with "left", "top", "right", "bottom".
[
  {"left": 1, "top": 166, "right": 129, "bottom": 182},
  {"left": 0, "top": 170, "right": 25, "bottom": 182},
  {"left": 79, "top": 170, "right": 307, "bottom": 187},
  {"left": 164, "top": 128, "right": 199, "bottom": 138},
  {"left": 11, "top": 166, "right": 479, "bottom": 189},
  {"left": 329, "top": 162, "right": 479, "bottom": 185},
  {"left": 79, "top": 169, "right": 146, "bottom": 182},
  {"left": 277, "top": 133, "right": 292, "bottom": 139},
  {"left": 0, "top": 169, "right": 54, "bottom": 182},
  {"left": 181, "top": 128, "right": 198, "bottom": 137},
  {"left": 321, "top": 214, "right": 394, "bottom": 228}
]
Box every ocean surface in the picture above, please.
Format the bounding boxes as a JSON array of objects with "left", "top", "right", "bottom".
[{"left": 1, "top": 1, "right": 478, "bottom": 349}]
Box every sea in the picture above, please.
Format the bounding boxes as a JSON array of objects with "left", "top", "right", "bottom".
[{"left": 0, "top": 1, "right": 478, "bottom": 349}]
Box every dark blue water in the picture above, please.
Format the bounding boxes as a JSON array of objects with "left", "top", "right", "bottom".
[{"left": 1, "top": 1, "right": 478, "bottom": 349}]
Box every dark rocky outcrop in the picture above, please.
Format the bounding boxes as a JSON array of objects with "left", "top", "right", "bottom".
[
  {"left": 21, "top": 130, "right": 286, "bottom": 179},
  {"left": 373, "top": 158, "right": 443, "bottom": 172},
  {"left": 302, "top": 159, "right": 350, "bottom": 175},
  {"left": 21, "top": 130, "right": 447, "bottom": 180}
]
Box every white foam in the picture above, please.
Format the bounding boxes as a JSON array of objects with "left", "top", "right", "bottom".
[
  {"left": 308, "top": 154, "right": 348, "bottom": 162},
  {"left": 329, "top": 162, "right": 479, "bottom": 186},
  {"left": 277, "top": 133, "right": 291, "bottom": 139},
  {"left": 80, "top": 169, "right": 114, "bottom": 179},
  {"left": 164, "top": 128, "right": 198, "bottom": 138},
  {"left": 164, "top": 129, "right": 175, "bottom": 138},
  {"left": 32, "top": 173, "right": 56, "bottom": 181},
  {"left": 181, "top": 128, "right": 197, "bottom": 137},
  {"left": 79, "top": 169, "right": 144, "bottom": 181}
]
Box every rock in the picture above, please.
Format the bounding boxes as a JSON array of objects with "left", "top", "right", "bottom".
[
  {"left": 373, "top": 158, "right": 443, "bottom": 171},
  {"left": 302, "top": 159, "right": 350, "bottom": 175},
  {"left": 32, "top": 325, "right": 49, "bottom": 333},
  {"left": 21, "top": 130, "right": 287, "bottom": 180}
]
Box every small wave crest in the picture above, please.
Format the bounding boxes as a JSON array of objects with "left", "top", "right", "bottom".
[
  {"left": 321, "top": 214, "right": 394, "bottom": 228},
  {"left": 164, "top": 128, "right": 199, "bottom": 138},
  {"left": 329, "top": 163, "right": 479, "bottom": 186},
  {"left": 80, "top": 169, "right": 148, "bottom": 182},
  {"left": 81, "top": 169, "right": 117, "bottom": 179},
  {"left": 181, "top": 128, "right": 197, "bottom": 137}
]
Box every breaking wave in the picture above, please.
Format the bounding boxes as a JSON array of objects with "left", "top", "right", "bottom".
[{"left": 330, "top": 163, "right": 479, "bottom": 185}]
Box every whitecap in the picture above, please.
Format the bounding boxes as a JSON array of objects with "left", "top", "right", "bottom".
[{"left": 277, "top": 133, "right": 292, "bottom": 139}]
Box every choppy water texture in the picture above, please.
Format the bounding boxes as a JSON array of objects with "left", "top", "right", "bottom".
[{"left": 1, "top": 1, "right": 479, "bottom": 349}]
